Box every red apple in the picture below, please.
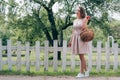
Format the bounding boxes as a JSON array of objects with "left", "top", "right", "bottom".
[{"left": 86, "top": 16, "right": 90, "bottom": 20}]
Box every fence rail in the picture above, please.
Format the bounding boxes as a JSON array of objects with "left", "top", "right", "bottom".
[{"left": 0, "top": 39, "right": 120, "bottom": 72}]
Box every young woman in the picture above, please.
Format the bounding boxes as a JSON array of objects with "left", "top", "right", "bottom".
[{"left": 68, "top": 6, "right": 90, "bottom": 78}]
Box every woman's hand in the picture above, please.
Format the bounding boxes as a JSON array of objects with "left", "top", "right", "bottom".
[
  {"left": 84, "top": 16, "right": 91, "bottom": 24},
  {"left": 68, "top": 41, "right": 71, "bottom": 47},
  {"left": 81, "top": 26, "right": 87, "bottom": 31},
  {"left": 86, "top": 16, "right": 91, "bottom": 20}
]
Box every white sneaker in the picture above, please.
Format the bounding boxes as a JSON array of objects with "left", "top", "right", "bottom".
[
  {"left": 85, "top": 70, "right": 89, "bottom": 77},
  {"left": 76, "top": 73, "right": 85, "bottom": 78}
]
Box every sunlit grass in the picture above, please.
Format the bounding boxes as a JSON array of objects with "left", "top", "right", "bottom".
[
  {"left": 0, "top": 65, "right": 120, "bottom": 76},
  {"left": 1, "top": 50, "right": 120, "bottom": 76}
]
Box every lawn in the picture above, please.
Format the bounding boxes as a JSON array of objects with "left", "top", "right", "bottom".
[
  {"left": 1, "top": 50, "right": 120, "bottom": 76},
  {"left": 0, "top": 65, "right": 120, "bottom": 76}
]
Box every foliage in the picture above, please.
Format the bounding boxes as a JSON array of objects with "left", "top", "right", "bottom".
[{"left": 0, "top": 0, "right": 120, "bottom": 46}]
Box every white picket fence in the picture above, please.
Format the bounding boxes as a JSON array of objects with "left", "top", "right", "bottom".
[{"left": 0, "top": 39, "right": 120, "bottom": 72}]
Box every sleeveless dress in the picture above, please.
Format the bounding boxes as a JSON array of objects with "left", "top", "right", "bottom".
[{"left": 71, "top": 19, "right": 90, "bottom": 54}]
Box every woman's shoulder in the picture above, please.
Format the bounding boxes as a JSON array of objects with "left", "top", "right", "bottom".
[
  {"left": 83, "top": 17, "right": 87, "bottom": 21},
  {"left": 83, "top": 17, "right": 88, "bottom": 24}
]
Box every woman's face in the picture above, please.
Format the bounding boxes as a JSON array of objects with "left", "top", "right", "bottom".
[{"left": 75, "top": 9, "right": 81, "bottom": 18}]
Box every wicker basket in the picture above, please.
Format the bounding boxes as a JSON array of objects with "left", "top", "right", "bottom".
[{"left": 80, "top": 29, "right": 94, "bottom": 42}]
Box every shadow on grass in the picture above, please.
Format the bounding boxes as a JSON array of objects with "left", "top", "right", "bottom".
[
  {"left": 0, "top": 65, "right": 120, "bottom": 76},
  {"left": 0, "top": 70, "right": 120, "bottom": 77}
]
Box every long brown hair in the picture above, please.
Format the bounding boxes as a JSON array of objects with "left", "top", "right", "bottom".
[{"left": 79, "top": 7, "right": 86, "bottom": 19}]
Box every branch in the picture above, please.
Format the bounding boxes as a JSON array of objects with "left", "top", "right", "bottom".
[
  {"left": 33, "top": 11, "right": 53, "bottom": 45},
  {"left": 34, "top": 0, "right": 58, "bottom": 41},
  {"left": 48, "top": 0, "right": 56, "bottom": 8},
  {"left": 65, "top": 15, "right": 71, "bottom": 24},
  {"left": 62, "top": 22, "right": 73, "bottom": 30},
  {"left": 34, "top": 0, "right": 49, "bottom": 11}
]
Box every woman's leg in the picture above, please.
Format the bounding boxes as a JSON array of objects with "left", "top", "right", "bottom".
[{"left": 79, "top": 54, "right": 87, "bottom": 73}]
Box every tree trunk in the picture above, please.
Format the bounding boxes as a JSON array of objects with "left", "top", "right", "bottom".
[
  {"left": 33, "top": 12, "right": 53, "bottom": 46},
  {"left": 47, "top": 9, "right": 58, "bottom": 40},
  {"left": 57, "top": 30, "right": 63, "bottom": 60}
]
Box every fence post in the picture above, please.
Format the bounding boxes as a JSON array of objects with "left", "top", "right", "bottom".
[
  {"left": 113, "top": 43, "right": 118, "bottom": 71},
  {"left": 88, "top": 41, "right": 92, "bottom": 71},
  {"left": 96, "top": 41, "right": 102, "bottom": 71},
  {"left": 25, "top": 42, "right": 30, "bottom": 72},
  {"left": 105, "top": 41, "right": 110, "bottom": 71},
  {"left": 62, "top": 40, "right": 67, "bottom": 72},
  {"left": 7, "top": 40, "right": 12, "bottom": 70},
  {"left": 44, "top": 40, "right": 48, "bottom": 71},
  {"left": 17, "top": 41, "right": 21, "bottom": 71},
  {"left": 71, "top": 54, "right": 75, "bottom": 72},
  {"left": 53, "top": 40, "right": 58, "bottom": 71},
  {"left": 71, "top": 53, "right": 75, "bottom": 71},
  {"left": 0, "top": 39, "right": 2, "bottom": 71},
  {"left": 35, "top": 41, "right": 40, "bottom": 71}
]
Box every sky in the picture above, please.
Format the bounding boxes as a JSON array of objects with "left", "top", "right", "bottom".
[{"left": 110, "top": 12, "right": 120, "bottom": 20}]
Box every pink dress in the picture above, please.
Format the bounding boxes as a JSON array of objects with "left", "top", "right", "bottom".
[{"left": 71, "top": 19, "right": 90, "bottom": 54}]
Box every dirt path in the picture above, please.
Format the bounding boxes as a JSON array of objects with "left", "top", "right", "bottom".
[{"left": 0, "top": 76, "right": 120, "bottom": 80}]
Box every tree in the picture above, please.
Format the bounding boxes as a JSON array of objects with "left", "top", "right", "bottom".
[{"left": 1, "top": 0, "right": 120, "bottom": 60}]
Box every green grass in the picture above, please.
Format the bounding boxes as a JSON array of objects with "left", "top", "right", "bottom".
[
  {"left": 1, "top": 51, "right": 120, "bottom": 76},
  {"left": 2, "top": 50, "right": 120, "bottom": 63},
  {"left": 0, "top": 65, "right": 120, "bottom": 77}
]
